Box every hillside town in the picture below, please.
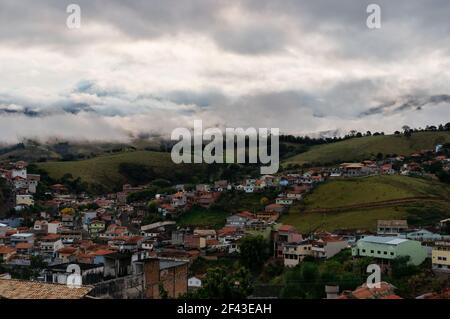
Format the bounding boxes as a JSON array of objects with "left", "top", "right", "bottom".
[{"left": 0, "top": 143, "right": 450, "bottom": 299}]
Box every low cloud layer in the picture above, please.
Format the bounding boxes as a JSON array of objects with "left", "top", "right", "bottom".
[{"left": 0, "top": 0, "right": 449, "bottom": 143}]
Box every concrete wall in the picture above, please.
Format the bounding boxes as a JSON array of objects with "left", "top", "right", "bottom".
[{"left": 90, "top": 274, "right": 144, "bottom": 299}]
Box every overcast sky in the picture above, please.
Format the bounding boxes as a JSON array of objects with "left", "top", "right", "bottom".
[{"left": 0, "top": 0, "right": 449, "bottom": 143}]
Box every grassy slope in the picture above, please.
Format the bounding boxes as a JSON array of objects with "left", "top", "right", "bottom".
[
  {"left": 177, "top": 207, "right": 229, "bottom": 229},
  {"left": 284, "top": 131, "right": 450, "bottom": 166},
  {"left": 303, "top": 175, "right": 449, "bottom": 209},
  {"left": 177, "top": 191, "right": 278, "bottom": 229},
  {"left": 37, "top": 151, "right": 181, "bottom": 187},
  {"left": 281, "top": 175, "right": 450, "bottom": 233}
]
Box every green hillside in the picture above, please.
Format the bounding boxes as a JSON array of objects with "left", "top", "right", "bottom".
[
  {"left": 281, "top": 175, "right": 450, "bottom": 233},
  {"left": 37, "top": 151, "right": 204, "bottom": 190},
  {"left": 284, "top": 131, "right": 450, "bottom": 166}
]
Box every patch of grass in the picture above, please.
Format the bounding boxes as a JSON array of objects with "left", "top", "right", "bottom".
[
  {"left": 283, "top": 131, "right": 450, "bottom": 166},
  {"left": 282, "top": 207, "right": 409, "bottom": 233},
  {"left": 303, "top": 175, "right": 449, "bottom": 209},
  {"left": 280, "top": 175, "right": 450, "bottom": 233},
  {"left": 214, "top": 191, "right": 279, "bottom": 214},
  {"left": 177, "top": 206, "right": 229, "bottom": 229},
  {"left": 37, "top": 150, "right": 206, "bottom": 191}
]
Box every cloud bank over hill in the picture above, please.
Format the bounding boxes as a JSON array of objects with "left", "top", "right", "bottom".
[{"left": 0, "top": 0, "right": 449, "bottom": 142}]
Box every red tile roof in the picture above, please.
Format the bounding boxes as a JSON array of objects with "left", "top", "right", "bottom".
[{"left": 16, "top": 243, "right": 33, "bottom": 249}]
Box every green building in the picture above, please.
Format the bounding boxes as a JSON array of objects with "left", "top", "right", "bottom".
[{"left": 352, "top": 236, "right": 427, "bottom": 266}]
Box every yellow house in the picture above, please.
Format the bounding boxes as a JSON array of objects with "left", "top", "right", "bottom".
[
  {"left": 432, "top": 241, "right": 450, "bottom": 272},
  {"left": 16, "top": 194, "right": 34, "bottom": 206}
]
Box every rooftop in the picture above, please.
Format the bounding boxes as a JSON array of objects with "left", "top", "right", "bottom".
[
  {"left": 0, "top": 279, "right": 92, "bottom": 299},
  {"left": 359, "top": 236, "right": 408, "bottom": 245}
]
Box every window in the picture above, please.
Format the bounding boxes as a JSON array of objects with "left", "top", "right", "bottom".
[
  {"left": 362, "top": 249, "right": 366, "bottom": 253},
  {"left": 384, "top": 251, "right": 387, "bottom": 255},
  {"left": 370, "top": 250, "right": 374, "bottom": 254},
  {"left": 377, "top": 251, "right": 381, "bottom": 254},
  {"left": 390, "top": 252, "right": 394, "bottom": 256}
]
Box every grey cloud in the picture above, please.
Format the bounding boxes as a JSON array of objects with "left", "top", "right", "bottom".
[{"left": 359, "top": 94, "right": 450, "bottom": 117}]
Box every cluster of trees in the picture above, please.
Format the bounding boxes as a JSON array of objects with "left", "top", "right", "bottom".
[
  {"left": 397, "top": 123, "right": 450, "bottom": 136},
  {"left": 183, "top": 267, "right": 253, "bottom": 299},
  {"left": 279, "top": 251, "right": 365, "bottom": 299}
]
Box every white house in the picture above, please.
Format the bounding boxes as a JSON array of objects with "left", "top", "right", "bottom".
[
  {"left": 244, "top": 185, "right": 254, "bottom": 193},
  {"left": 276, "top": 198, "right": 294, "bottom": 206},
  {"left": 188, "top": 276, "right": 202, "bottom": 289},
  {"left": 47, "top": 221, "right": 62, "bottom": 234}
]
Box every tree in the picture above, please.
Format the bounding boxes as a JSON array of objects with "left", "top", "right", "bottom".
[
  {"left": 239, "top": 235, "right": 270, "bottom": 273},
  {"left": 60, "top": 207, "right": 75, "bottom": 215},
  {"left": 195, "top": 267, "right": 253, "bottom": 299},
  {"left": 159, "top": 282, "right": 169, "bottom": 299},
  {"left": 402, "top": 125, "right": 412, "bottom": 137},
  {"left": 260, "top": 197, "right": 269, "bottom": 206}
]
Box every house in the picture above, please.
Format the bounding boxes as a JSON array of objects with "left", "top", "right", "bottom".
[
  {"left": 283, "top": 240, "right": 313, "bottom": 267},
  {"left": 61, "top": 213, "right": 75, "bottom": 229},
  {"left": 380, "top": 164, "right": 396, "bottom": 175},
  {"left": 184, "top": 234, "right": 206, "bottom": 249},
  {"left": 311, "top": 235, "right": 348, "bottom": 259},
  {"left": 340, "top": 163, "right": 368, "bottom": 177},
  {"left": 275, "top": 198, "right": 294, "bottom": 206},
  {"left": 273, "top": 225, "right": 303, "bottom": 258},
  {"left": 15, "top": 242, "right": 33, "bottom": 255},
  {"left": 40, "top": 234, "right": 64, "bottom": 257},
  {"left": 75, "top": 249, "right": 110, "bottom": 265},
  {"left": 0, "top": 223, "right": 7, "bottom": 237},
  {"left": 88, "top": 220, "right": 106, "bottom": 236},
  {"left": 0, "top": 246, "right": 16, "bottom": 262},
  {"left": 217, "top": 226, "right": 244, "bottom": 253},
  {"left": 256, "top": 211, "right": 280, "bottom": 222},
  {"left": 26, "top": 174, "right": 40, "bottom": 193},
  {"left": 103, "top": 252, "right": 133, "bottom": 278},
  {"left": 33, "top": 220, "right": 48, "bottom": 234},
  {"left": 15, "top": 194, "right": 34, "bottom": 207},
  {"left": 226, "top": 211, "right": 256, "bottom": 229},
  {"left": 10, "top": 233, "right": 34, "bottom": 247},
  {"left": 139, "top": 258, "right": 189, "bottom": 299},
  {"left": 195, "top": 184, "right": 211, "bottom": 192},
  {"left": 352, "top": 236, "right": 427, "bottom": 266},
  {"left": 338, "top": 282, "right": 401, "bottom": 299},
  {"left": 109, "top": 236, "right": 144, "bottom": 252},
  {"left": 193, "top": 229, "right": 216, "bottom": 240},
  {"left": 57, "top": 247, "right": 79, "bottom": 263},
  {"left": 214, "top": 180, "right": 229, "bottom": 191},
  {"left": 171, "top": 192, "right": 187, "bottom": 207},
  {"left": 58, "top": 229, "right": 82, "bottom": 244},
  {"left": 196, "top": 191, "right": 220, "bottom": 208},
  {"left": 100, "top": 224, "right": 129, "bottom": 240},
  {"left": 141, "top": 221, "right": 176, "bottom": 238},
  {"left": 431, "top": 241, "right": 450, "bottom": 273},
  {"left": 158, "top": 204, "right": 177, "bottom": 218},
  {"left": 286, "top": 191, "right": 303, "bottom": 200},
  {"left": 265, "top": 203, "right": 285, "bottom": 214},
  {"left": 244, "top": 185, "right": 254, "bottom": 193},
  {"left": 188, "top": 276, "right": 202, "bottom": 290},
  {"left": 43, "top": 263, "right": 104, "bottom": 285},
  {"left": 377, "top": 220, "right": 408, "bottom": 236},
  {"left": 400, "top": 229, "right": 448, "bottom": 242},
  {"left": 47, "top": 221, "right": 62, "bottom": 234}
]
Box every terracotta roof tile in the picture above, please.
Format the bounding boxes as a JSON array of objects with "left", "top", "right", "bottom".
[{"left": 0, "top": 279, "right": 92, "bottom": 299}]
